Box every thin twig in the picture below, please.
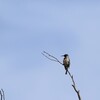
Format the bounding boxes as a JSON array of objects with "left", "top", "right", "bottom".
[
  {"left": 0, "top": 91, "right": 2, "bottom": 100},
  {"left": 42, "top": 52, "right": 57, "bottom": 62},
  {"left": 68, "top": 71, "right": 81, "bottom": 100},
  {"left": 42, "top": 51, "right": 81, "bottom": 100},
  {"left": 1, "top": 89, "right": 5, "bottom": 100},
  {"left": 0, "top": 89, "right": 5, "bottom": 100},
  {"left": 42, "top": 51, "right": 63, "bottom": 65}
]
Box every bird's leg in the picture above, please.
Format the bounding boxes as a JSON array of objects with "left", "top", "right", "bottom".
[{"left": 65, "top": 68, "right": 68, "bottom": 75}]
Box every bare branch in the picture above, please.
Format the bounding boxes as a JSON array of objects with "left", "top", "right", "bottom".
[
  {"left": 42, "top": 52, "right": 57, "bottom": 62},
  {"left": 1, "top": 89, "right": 5, "bottom": 100},
  {"left": 42, "top": 51, "right": 82, "bottom": 100},
  {"left": 0, "top": 91, "right": 2, "bottom": 100},
  {"left": 42, "top": 51, "right": 63, "bottom": 65},
  {"left": 68, "top": 71, "right": 81, "bottom": 100},
  {"left": 0, "top": 89, "right": 5, "bottom": 100}
]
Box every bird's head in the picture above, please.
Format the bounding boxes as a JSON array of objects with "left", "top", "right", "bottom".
[{"left": 61, "top": 54, "right": 68, "bottom": 57}]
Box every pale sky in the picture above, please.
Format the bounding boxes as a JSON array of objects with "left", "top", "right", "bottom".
[{"left": 0, "top": 0, "right": 100, "bottom": 100}]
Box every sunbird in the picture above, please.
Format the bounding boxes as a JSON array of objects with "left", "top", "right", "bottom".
[{"left": 62, "top": 54, "right": 70, "bottom": 74}]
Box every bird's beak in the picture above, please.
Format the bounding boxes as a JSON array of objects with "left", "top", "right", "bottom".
[{"left": 61, "top": 55, "right": 64, "bottom": 57}]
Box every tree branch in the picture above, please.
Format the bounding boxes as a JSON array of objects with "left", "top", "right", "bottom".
[
  {"left": 42, "top": 51, "right": 63, "bottom": 65},
  {"left": 0, "top": 89, "right": 5, "bottom": 100},
  {"left": 42, "top": 51, "right": 81, "bottom": 100},
  {"left": 68, "top": 71, "right": 81, "bottom": 100}
]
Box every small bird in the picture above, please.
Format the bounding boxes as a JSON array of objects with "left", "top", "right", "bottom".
[{"left": 62, "top": 54, "right": 70, "bottom": 74}]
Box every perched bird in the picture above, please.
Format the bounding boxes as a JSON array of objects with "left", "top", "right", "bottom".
[{"left": 62, "top": 54, "right": 70, "bottom": 74}]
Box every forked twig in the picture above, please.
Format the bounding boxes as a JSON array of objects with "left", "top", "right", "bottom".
[
  {"left": 42, "top": 51, "right": 81, "bottom": 100},
  {"left": 42, "top": 51, "right": 63, "bottom": 65},
  {"left": 0, "top": 89, "right": 5, "bottom": 100}
]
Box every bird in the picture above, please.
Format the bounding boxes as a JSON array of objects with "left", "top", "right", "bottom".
[{"left": 62, "top": 54, "right": 70, "bottom": 74}]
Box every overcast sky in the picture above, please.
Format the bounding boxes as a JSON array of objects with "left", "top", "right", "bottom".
[{"left": 0, "top": 0, "right": 100, "bottom": 100}]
